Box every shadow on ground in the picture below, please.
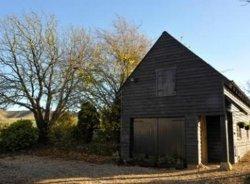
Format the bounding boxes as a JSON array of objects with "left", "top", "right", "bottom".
[{"left": 0, "top": 154, "right": 250, "bottom": 184}]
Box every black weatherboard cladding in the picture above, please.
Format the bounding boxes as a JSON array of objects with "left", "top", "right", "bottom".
[
  {"left": 121, "top": 32, "right": 224, "bottom": 118},
  {"left": 120, "top": 31, "right": 250, "bottom": 164}
]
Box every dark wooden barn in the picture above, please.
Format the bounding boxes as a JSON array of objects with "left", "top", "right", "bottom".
[{"left": 119, "top": 31, "right": 250, "bottom": 169}]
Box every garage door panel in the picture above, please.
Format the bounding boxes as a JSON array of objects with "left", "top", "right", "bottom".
[
  {"left": 133, "top": 118, "right": 157, "bottom": 155},
  {"left": 133, "top": 118, "right": 185, "bottom": 158},
  {"left": 158, "top": 118, "right": 185, "bottom": 157}
]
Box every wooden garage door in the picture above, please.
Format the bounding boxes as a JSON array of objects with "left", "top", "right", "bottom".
[
  {"left": 133, "top": 118, "right": 157, "bottom": 155},
  {"left": 133, "top": 118, "right": 185, "bottom": 158},
  {"left": 158, "top": 118, "right": 185, "bottom": 158}
]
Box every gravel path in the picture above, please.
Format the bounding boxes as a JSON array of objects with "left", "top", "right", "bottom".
[{"left": 0, "top": 154, "right": 249, "bottom": 184}]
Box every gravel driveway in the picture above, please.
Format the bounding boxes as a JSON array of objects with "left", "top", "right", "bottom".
[{"left": 0, "top": 154, "right": 249, "bottom": 184}]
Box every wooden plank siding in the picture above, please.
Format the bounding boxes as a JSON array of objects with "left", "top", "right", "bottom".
[
  {"left": 224, "top": 87, "right": 250, "bottom": 163},
  {"left": 120, "top": 32, "right": 250, "bottom": 166},
  {"left": 120, "top": 32, "right": 227, "bottom": 165}
]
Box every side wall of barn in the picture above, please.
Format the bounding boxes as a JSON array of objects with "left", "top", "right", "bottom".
[
  {"left": 224, "top": 88, "right": 250, "bottom": 163},
  {"left": 231, "top": 104, "right": 250, "bottom": 162}
]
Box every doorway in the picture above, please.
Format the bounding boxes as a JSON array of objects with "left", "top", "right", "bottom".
[
  {"left": 201, "top": 115, "right": 234, "bottom": 164},
  {"left": 205, "top": 116, "right": 222, "bottom": 163}
]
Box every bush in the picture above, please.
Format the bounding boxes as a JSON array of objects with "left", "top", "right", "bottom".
[
  {"left": 79, "top": 142, "right": 116, "bottom": 156},
  {"left": 0, "top": 119, "right": 38, "bottom": 152},
  {"left": 128, "top": 154, "right": 185, "bottom": 169},
  {"left": 0, "top": 121, "right": 8, "bottom": 132},
  {"left": 76, "top": 101, "right": 99, "bottom": 143},
  {"left": 99, "top": 99, "right": 121, "bottom": 143},
  {"left": 48, "top": 112, "right": 77, "bottom": 147},
  {"left": 238, "top": 122, "right": 246, "bottom": 128},
  {"left": 131, "top": 154, "right": 157, "bottom": 167},
  {"left": 245, "top": 175, "right": 250, "bottom": 184},
  {"left": 92, "top": 129, "right": 108, "bottom": 143},
  {"left": 157, "top": 155, "right": 177, "bottom": 168}
]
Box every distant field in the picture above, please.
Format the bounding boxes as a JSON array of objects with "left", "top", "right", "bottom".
[
  {"left": 0, "top": 110, "right": 34, "bottom": 119},
  {"left": 0, "top": 110, "right": 34, "bottom": 129}
]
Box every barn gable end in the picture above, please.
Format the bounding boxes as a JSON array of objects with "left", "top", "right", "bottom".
[{"left": 120, "top": 31, "right": 250, "bottom": 167}]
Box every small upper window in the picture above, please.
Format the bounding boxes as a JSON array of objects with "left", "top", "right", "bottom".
[{"left": 156, "top": 68, "right": 176, "bottom": 96}]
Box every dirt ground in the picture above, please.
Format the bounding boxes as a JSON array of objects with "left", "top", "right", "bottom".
[{"left": 0, "top": 153, "right": 250, "bottom": 184}]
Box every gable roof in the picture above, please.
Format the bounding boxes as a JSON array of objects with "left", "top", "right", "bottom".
[{"left": 118, "top": 31, "right": 250, "bottom": 107}]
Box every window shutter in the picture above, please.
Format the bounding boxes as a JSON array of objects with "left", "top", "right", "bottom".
[
  {"left": 156, "top": 70, "right": 164, "bottom": 96},
  {"left": 156, "top": 68, "right": 176, "bottom": 96}
]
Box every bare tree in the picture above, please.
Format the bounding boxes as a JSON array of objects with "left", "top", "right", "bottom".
[
  {"left": 0, "top": 13, "right": 92, "bottom": 143},
  {"left": 81, "top": 17, "right": 151, "bottom": 107}
]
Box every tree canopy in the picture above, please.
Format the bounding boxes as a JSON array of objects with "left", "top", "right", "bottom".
[
  {"left": 0, "top": 13, "right": 92, "bottom": 142},
  {"left": 0, "top": 13, "right": 150, "bottom": 143},
  {"left": 80, "top": 17, "right": 151, "bottom": 108}
]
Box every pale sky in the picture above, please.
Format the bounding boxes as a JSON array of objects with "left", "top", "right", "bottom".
[{"left": 1, "top": 0, "right": 250, "bottom": 91}]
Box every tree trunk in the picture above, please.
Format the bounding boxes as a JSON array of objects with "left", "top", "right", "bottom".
[{"left": 36, "top": 119, "right": 49, "bottom": 145}]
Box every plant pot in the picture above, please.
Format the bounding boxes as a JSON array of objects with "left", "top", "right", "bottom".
[{"left": 238, "top": 122, "right": 245, "bottom": 129}]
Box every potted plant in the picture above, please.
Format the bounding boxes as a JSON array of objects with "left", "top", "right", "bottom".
[
  {"left": 157, "top": 155, "right": 176, "bottom": 168},
  {"left": 131, "top": 153, "right": 145, "bottom": 165},
  {"left": 141, "top": 155, "right": 158, "bottom": 167},
  {"left": 238, "top": 122, "right": 245, "bottom": 129},
  {"left": 245, "top": 122, "right": 250, "bottom": 130}
]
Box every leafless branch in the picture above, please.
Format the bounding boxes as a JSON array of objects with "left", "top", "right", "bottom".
[{"left": 0, "top": 13, "right": 92, "bottom": 142}]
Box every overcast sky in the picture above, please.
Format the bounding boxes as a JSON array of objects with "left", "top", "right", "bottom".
[{"left": 1, "top": 0, "right": 250, "bottom": 91}]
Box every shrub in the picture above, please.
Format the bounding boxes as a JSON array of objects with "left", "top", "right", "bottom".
[
  {"left": 245, "top": 175, "right": 250, "bottom": 184},
  {"left": 80, "top": 142, "right": 116, "bottom": 156},
  {"left": 76, "top": 101, "right": 99, "bottom": 143},
  {"left": 92, "top": 129, "right": 108, "bottom": 143},
  {"left": 245, "top": 124, "right": 250, "bottom": 130},
  {"left": 99, "top": 99, "right": 121, "bottom": 143},
  {"left": 131, "top": 154, "right": 157, "bottom": 167},
  {"left": 0, "top": 121, "right": 8, "bottom": 132},
  {"left": 238, "top": 122, "right": 246, "bottom": 129},
  {"left": 0, "top": 119, "right": 38, "bottom": 152},
  {"left": 128, "top": 154, "right": 185, "bottom": 169},
  {"left": 48, "top": 112, "right": 77, "bottom": 147},
  {"left": 157, "top": 155, "right": 177, "bottom": 168}
]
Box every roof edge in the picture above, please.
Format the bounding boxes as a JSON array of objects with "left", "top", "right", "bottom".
[
  {"left": 224, "top": 81, "right": 250, "bottom": 108},
  {"left": 117, "top": 31, "right": 167, "bottom": 96}
]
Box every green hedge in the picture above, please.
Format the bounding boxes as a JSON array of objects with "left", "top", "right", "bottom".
[{"left": 0, "top": 120, "right": 38, "bottom": 152}]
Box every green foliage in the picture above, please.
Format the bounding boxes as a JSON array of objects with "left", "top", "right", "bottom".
[
  {"left": 76, "top": 101, "right": 99, "bottom": 143},
  {"left": 157, "top": 155, "right": 178, "bottom": 167},
  {"left": 238, "top": 121, "right": 250, "bottom": 129},
  {"left": 129, "top": 153, "right": 185, "bottom": 168},
  {"left": 92, "top": 129, "right": 107, "bottom": 143},
  {"left": 245, "top": 175, "right": 250, "bottom": 184},
  {"left": 80, "top": 142, "right": 116, "bottom": 156},
  {"left": 0, "top": 121, "right": 9, "bottom": 131},
  {"left": 0, "top": 119, "right": 38, "bottom": 152},
  {"left": 245, "top": 122, "right": 250, "bottom": 130},
  {"left": 100, "top": 99, "right": 121, "bottom": 143},
  {"left": 130, "top": 154, "right": 157, "bottom": 167},
  {"left": 48, "top": 112, "right": 77, "bottom": 147}
]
